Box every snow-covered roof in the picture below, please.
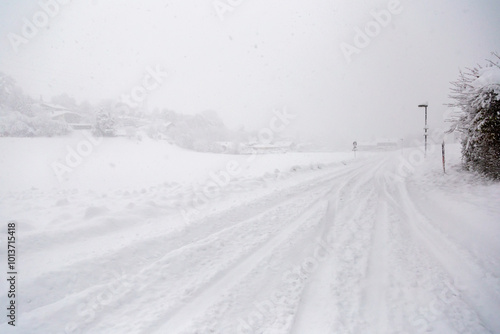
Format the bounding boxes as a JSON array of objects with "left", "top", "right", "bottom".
[
  {"left": 377, "top": 138, "right": 400, "bottom": 144},
  {"left": 39, "top": 102, "right": 69, "bottom": 111},
  {"left": 357, "top": 138, "right": 400, "bottom": 146},
  {"left": 250, "top": 142, "right": 293, "bottom": 149},
  {"left": 50, "top": 110, "right": 81, "bottom": 118},
  {"left": 357, "top": 142, "right": 377, "bottom": 146}
]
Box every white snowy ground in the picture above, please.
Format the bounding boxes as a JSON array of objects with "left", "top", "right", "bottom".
[{"left": 0, "top": 135, "right": 499, "bottom": 334}]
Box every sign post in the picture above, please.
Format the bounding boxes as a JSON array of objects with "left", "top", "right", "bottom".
[
  {"left": 352, "top": 141, "right": 358, "bottom": 158},
  {"left": 418, "top": 104, "right": 429, "bottom": 157}
]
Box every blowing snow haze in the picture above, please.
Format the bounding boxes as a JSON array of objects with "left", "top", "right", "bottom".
[
  {"left": 0, "top": 0, "right": 499, "bottom": 146},
  {"left": 1, "top": 1, "right": 500, "bottom": 333}
]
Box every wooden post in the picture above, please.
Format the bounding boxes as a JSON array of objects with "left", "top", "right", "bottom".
[{"left": 442, "top": 140, "right": 446, "bottom": 174}]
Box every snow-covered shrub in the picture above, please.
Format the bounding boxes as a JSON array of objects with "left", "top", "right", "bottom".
[
  {"left": 447, "top": 53, "right": 500, "bottom": 179},
  {"left": 0, "top": 117, "right": 33, "bottom": 136},
  {"left": 0, "top": 112, "right": 69, "bottom": 137},
  {"left": 29, "top": 115, "right": 70, "bottom": 136},
  {"left": 95, "top": 110, "right": 116, "bottom": 136}
]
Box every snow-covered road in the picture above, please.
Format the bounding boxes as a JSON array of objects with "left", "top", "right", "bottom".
[{"left": 1, "top": 146, "right": 500, "bottom": 334}]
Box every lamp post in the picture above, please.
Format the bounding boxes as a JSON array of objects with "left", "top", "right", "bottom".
[{"left": 418, "top": 104, "right": 428, "bottom": 157}]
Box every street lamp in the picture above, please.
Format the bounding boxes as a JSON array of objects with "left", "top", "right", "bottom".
[{"left": 418, "top": 103, "right": 428, "bottom": 157}]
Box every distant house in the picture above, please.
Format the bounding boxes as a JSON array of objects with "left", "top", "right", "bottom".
[
  {"left": 240, "top": 141, "right": 296, "bottom": 154},
  {"left": 357, "top": 138, "right": 400, "bottom": 151},
  {"left": 114, "top": 118, "right": 173, "bottom": 139},
  {"left": 356, "top": 141, "right": 378, "bottom": 151},
  {"left": 38, "top": 102, "right": 67, "bottom": 113},
  {"left": 50, "top": 110, "right": 83, "bottom": 124},
  {"left": 376, "top": 139, "right": 399, "bottom": 150},
  {"left": 38, "top": 103, "right": 92, "bottom": 130}
]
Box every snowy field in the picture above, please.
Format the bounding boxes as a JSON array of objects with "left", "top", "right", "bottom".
[{"left": 1, "top": 136, "right": 500, "bottom": 333}]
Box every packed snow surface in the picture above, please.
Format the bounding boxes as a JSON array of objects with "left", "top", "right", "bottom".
[{"left": 1, "top": 136, "right": 499, "bottom": 334}]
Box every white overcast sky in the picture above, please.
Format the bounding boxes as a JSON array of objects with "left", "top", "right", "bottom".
[{"left": 0, "top": 0, "right": 499, "bottom": 146}]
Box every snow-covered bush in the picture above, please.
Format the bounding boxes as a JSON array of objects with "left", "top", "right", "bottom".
[
  {"left": 0, "top": 112, "right": 70, "bottom": 137},
  {"left": 29, "top": 114, "right": 70, "bottom": 136},
  {"left": 95, "top": 110, "right": 116, "bottom": 136},
  {"left": 447, "top": 53, "right": 500, "bottom": 179},
  {"left": 0, "top": 117, "right": 33, "bottom": 136}
]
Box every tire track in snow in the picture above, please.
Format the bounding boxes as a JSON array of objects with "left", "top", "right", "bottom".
[
  {"left": 20, "top": 185, "right": 330, "bottom": 333},
  {"left": 360, "top": 196, "right": 390, "bottom": 333},
  {"left": 395, "top": 182, "right": 500, "bottom": 333},
  {"left": 289, "top": 189, "right": 377, "bottom": 333},
  {"left": 18, "top": 166, "right": 353, "bottom": 317},
  {"left": 165, "top": 158, "right": 379, "bottom": 334},
  {"left": 95, "top": 192, "right": 331, "bottom": 333},
  {"left": 289, "top": 160, "right": 388, "bottom": 334},
  {"left": 23, "top": 164, "right": 365, "bottom": 333},
  {"left": 151, "top": 198, "right": 330, "bottom": 334},
  {"left": 379, "top": 157, "right": 498, "bottom": 333}
]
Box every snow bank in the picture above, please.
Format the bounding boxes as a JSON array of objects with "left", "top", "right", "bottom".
[{"left": 407, "top": 143, "right": 500, "bottom": 279}]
